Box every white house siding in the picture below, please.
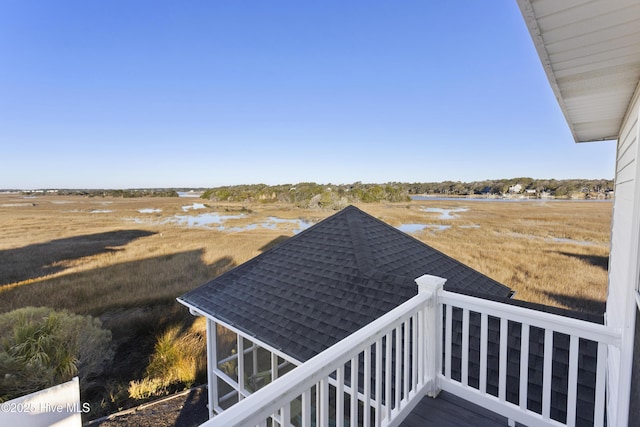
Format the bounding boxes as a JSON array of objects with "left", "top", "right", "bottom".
[{"left": 606, "top": 81, "right": 640, "bottom": 427}]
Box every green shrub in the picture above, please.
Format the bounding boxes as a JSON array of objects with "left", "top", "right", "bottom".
[{"left": 0, "top": 307, "right": 112, "bottom": 402}]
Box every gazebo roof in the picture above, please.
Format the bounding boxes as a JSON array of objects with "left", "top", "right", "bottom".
[{"left": 179, "top": 205, "right": 512, "bottom": 362}]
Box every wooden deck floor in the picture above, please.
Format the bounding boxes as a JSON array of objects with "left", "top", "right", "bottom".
[{"left": 399, "top": 391, "right": 510, "bottom": 426}]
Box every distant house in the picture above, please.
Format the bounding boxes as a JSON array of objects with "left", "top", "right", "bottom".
[{"left": 508, "top": 184, "right": 522, "bottom": 194}]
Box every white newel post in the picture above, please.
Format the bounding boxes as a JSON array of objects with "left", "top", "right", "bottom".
[{"left": 415, "top": 274, "right": 446, "bottom": 398}]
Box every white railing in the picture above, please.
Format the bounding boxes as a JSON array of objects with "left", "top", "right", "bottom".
[
  {"left": 199, "top": 276, "right": 621, "bottom": 427},
  {"left": 438, "top": 290, "right": 620, "bottom": 427},
  {"left": 202, "top": 286, "right": 439, "bottom": 427}
]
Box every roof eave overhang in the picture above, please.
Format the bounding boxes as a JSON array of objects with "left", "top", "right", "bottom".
[
  {"left": 516, "top": 0, "right": 581, "bottom": 142},
  {"left": 516, "top": 0, "right": 640, "bottom": 144},
  {"left": 176, "top": 297, "right": 303, "bottom": 366}
]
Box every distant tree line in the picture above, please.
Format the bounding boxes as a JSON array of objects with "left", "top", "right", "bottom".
[
  {"left": 201, "top": 178, "right": 614, "bottom": 207},
  {"left": 404, "top": 178, "right": 613, "bottom": 197},
  {"left": 21, "top": 189, "right": 180, "bottom": 198},
  {"left": 201, "top": 182, "right": 410, "bottom": 209},
  {"left": 16, "top": 178, "right": 613, "bottom": 203}
]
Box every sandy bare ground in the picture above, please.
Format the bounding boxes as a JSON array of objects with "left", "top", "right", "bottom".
[{"left": 87, "top": 386, "right": 208, "bottom": 427}]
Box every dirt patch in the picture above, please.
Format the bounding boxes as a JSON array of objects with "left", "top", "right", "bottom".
[{"left": 87, "top": 386, "right": 208, "bottom": 427}]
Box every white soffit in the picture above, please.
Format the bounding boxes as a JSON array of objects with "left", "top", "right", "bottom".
[{"left": 517, "top": 0, "right": 640, "bottom": 142}]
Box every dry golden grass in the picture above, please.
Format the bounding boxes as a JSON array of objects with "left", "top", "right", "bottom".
[
  {"left": 363, "top": 200, "right": 610, "bottom": 313},
  {"left": 0, "top": 195, "right": 325, "bottom": 315},
  {"left": 128, "top": 316, "right": 207, "bottom": 400},
  {"left": 0, "top": 194, "right": 612, "bottom": 416},
  {"left": 0, "top": 194, "right": 610, "bottom": 315}
]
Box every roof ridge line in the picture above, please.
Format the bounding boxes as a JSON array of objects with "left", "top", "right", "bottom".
[{"left": 346, "top": 207, "right": 376, "bottom": 276}]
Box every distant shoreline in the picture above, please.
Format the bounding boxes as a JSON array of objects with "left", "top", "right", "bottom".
[{"left": 411, "top": 195, "right": 613, "bottom": 202}]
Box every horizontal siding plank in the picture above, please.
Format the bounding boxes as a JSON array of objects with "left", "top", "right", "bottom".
[{"left": 617, "top": 158, "right": 637, "bottom": 183}]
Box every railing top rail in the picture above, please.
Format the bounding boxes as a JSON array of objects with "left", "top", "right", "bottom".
[
  {"left": 201, "top": 291, "right": 431, "bottom": 427},
  {"left": 439, "top": 290, "right": 620, "bottom": 346}
]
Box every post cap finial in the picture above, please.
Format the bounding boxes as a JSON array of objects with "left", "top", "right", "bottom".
[{"left": 415, "top": 274, "right": 446, "bottom": 293}]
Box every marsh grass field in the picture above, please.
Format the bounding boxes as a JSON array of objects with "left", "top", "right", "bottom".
[{"left": 0, "top": 193, "right": 612, "bottom": 418}]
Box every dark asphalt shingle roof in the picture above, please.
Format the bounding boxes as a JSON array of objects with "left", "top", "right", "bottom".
[
  {"left": 179, "top": 205, "right": 603, "bottom": 424},
  {"left": 179, "top": 205, "right": 512, "bottom": 362}
]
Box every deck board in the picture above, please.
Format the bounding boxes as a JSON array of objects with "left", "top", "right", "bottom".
[{"left": 400, "top": 392, "right": 509, "bottom": 426}]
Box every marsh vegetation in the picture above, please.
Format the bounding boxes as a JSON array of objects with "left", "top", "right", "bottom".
[{"left": 0, "top": 194, "right": 611, "bottom": 419}]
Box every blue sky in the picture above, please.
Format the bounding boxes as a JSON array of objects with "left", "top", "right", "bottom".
[{"left": 0, "top": 1, "right": 616, "bottom": 189}]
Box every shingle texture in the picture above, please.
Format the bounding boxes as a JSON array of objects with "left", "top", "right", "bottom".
[
  {"left": 179, "top": 205, "right": 512, "bottom": 362},
  {"left": 180, "top": 205, "right": 604, "bottom": 424}
]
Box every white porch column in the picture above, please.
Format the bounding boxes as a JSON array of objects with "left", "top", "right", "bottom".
[
  {"left": 206, "top": 318, "right": 219, "bottom": 419},
  {"left": 415, "top": 274, "right": 446, "bottom": 398},
  {"left": 271, "top": 353, "right": 279, "bottom": 382},
  {"left": 237, "top": 334, "right": 245, "bottom": 400}
]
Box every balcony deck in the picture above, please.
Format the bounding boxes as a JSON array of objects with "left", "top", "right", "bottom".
[
  {"left": 200, "top": 281, "right": 618, "bottom": 427},
  {"left": 400, "top": 392, "right": 509, "bottom": 427}
]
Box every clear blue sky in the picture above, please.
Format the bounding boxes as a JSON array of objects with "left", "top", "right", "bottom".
[{"left": 0, "top": 1, "right": 616, "bottom": 189}]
